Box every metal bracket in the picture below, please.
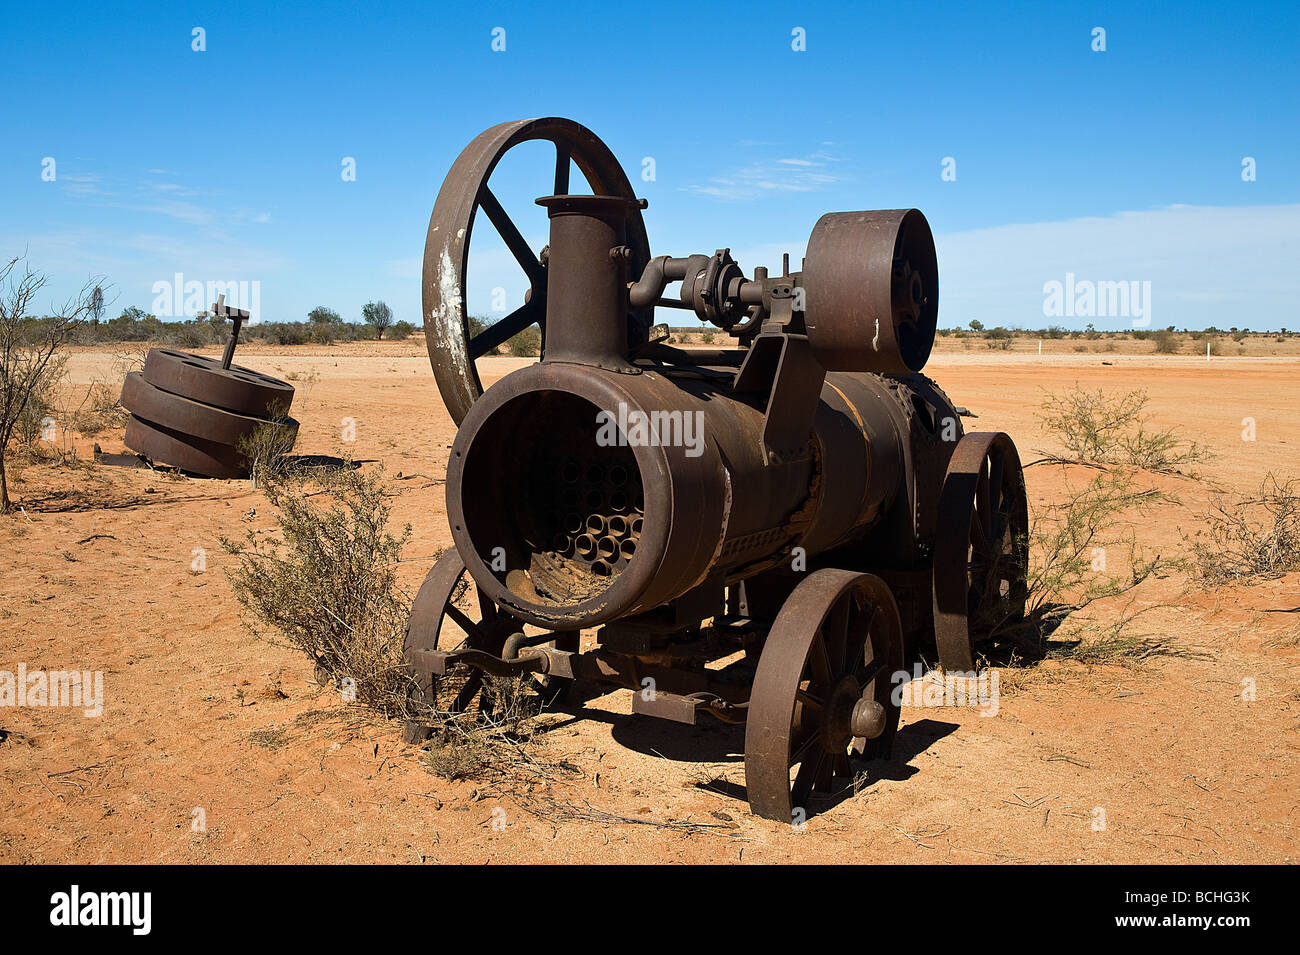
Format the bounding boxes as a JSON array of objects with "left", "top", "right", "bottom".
[
  {"left": 733, "top": 332, "right": 826, "bottom": 465},
  {"left": 631, "top": 690, "right": 703, "bottom": 724}
]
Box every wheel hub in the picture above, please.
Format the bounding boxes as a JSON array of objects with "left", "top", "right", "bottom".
[{"left": 821, "top": 676, "right": 862, "bottom": 752}]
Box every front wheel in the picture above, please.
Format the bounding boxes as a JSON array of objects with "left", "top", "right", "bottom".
[{"left": 744, "top": 569, "right": 904, "bottom": 823}]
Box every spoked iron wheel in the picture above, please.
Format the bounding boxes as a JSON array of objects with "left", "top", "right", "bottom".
[
  {"left": 401, "top": 550, "right": 520, "bottom": 743},
  {"left": 744, "top": 569, "right": 904, "bottom": 823},
  {"left": 401, "top": 550, "right": 577, "bottom": 744},
  {"left": 932, "top": 431, "right": 1030, "bottom": 672},
  {"left": 422, "top": 117, "right": 651, "bottom": 426}
]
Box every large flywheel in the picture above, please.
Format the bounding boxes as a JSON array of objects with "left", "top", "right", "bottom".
[{"left": 422, "top": 117, "right": 651, "bottom": 425}]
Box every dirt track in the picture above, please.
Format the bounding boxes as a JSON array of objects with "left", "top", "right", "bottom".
[{"left": 2, "top": 345, "right": 1297, "bottom": 863}]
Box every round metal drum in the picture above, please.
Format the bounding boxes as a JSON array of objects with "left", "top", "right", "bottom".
[
  {"left": 802, "top": 209, "right": 938, "bottom": 376},
  {"left": 121, "top": 372, "right": 298, "bottom": 447}
]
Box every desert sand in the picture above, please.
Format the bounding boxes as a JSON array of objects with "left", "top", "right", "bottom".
[{"left": 1, "top": 341, "right": 1297, "bottom": 864}]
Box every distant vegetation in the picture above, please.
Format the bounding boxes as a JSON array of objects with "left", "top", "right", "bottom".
[
  {"left": 7, "top": 300, "right": 1293, "bottom": 357},
  {"left": 9, "top": 303, "right": 416, "bottom": 348}
]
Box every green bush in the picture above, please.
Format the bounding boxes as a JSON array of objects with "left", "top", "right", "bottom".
[{"left": 506, "top": 326, "right": 541, "bottom": 357}]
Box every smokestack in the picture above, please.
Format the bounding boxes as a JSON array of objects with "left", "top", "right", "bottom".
[{"left": 536, "top": 194, "right": 642, "bottom": 370}]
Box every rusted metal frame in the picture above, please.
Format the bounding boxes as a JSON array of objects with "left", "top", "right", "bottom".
[
  {"left": 407, "top": 641, "right": 749, "bottom": 707},
  {"left": 631, "top": 689, "right": 748, "bottom": 726},
  {"left": 735, "top": 331, "right": 826, "bottom": 466}
]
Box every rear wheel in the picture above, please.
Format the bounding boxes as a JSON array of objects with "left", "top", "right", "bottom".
[{"left": 932, "top": 431, "right": 1029, "bottom": 671}]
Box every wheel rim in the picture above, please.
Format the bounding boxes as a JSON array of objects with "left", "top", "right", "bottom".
[
  {"left": 403, "top": 550, "right": 519, "bottom": 720},
  {"left": 745, "top": 569, "right": 904, "bottom": 823},
  {"left": 422, "top": 117, "right": 651, "bottom": 425},
  {"left": 933, "top": 432, "right": 1029, "bottom": 671}
]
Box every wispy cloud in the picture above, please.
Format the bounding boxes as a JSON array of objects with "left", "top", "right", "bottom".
[
  {"left": 683, "top": 151, "right": 844, "bottom": 201},
  {"left": 58, "top": 173, "right": 106, "bottom": 198},
  {"left": 55, "top": 165, "right": 269, "bottom": 229}
]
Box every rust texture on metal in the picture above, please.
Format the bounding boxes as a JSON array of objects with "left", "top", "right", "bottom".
[
  {"left": 141, "top": 349, "right": 294, "bottom": 417},
  {"left": 803, "top": 209, "right": 939, "bottom": 375},
  {"left": 411, "top": 117, "right": 1027, "bottom": 821},
  {"left": 118, "top": 301, "right": 297, "bottom": 478},
  {"left": 932, "top": 432, "right": 1029, "bottom": 672},
  {"left": 122, "top": 415, "right": 248, "bottom": 480}
]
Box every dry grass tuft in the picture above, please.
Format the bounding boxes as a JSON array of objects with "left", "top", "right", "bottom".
[
  {"left": 246, "top": 727, "right": 291, "bottom": 750},
  {"left": 1190, "top": 474, "right": 1300, "bottom": 585},
  {"left": 421, "top": 676, "right": 567, "bottom": 783}
]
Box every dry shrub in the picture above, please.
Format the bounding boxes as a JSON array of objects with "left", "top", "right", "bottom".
[
  {"left": 220, "top": 469, "right": 556, "bottom": 782},
  {"left": 1036, "top": 385, "right": 1212, "bottom": 475},
  {"left": 234, "top": 400, "right": 296, "bottom": 487},
  {"left": 1151, "top": 329, "right": 1181, "bottom": 354},
  {"left": 507, "top": 326, "right": 541, "bottom": 357},
  {"left": 11, "top": 353, "right": 66, "bottom": 456},
  {"left": 1019, "top": 470, "right": 1177, "bottom": 657},
  {"left": 67, "top": 380, "right": 126, "bottom": 437},
  {"left": 1191, "top": 474, "right": 1300, "bottom": 585},
  {"left": 220, "top": 467, "right": 415, "bottom": 716}
]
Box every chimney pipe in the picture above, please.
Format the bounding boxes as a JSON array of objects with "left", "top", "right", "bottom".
[{"left": 536, "top": 194, "right": 642, "bottom": 371}]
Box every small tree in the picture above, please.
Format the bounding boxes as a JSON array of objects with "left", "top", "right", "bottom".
[
  {"left": 307, "top": 305, "right": 342, "bottom": 326},
  {"left": 968, "top": 319, "right": 984, "bottom": 332},
  {"left": 362, "top": 301, "right": 393, "bottom": 339},
  {"left": 0, "top": 257, "right": 104, "bottom": 512}
]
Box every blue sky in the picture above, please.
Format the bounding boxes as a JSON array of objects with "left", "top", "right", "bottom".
[{"left": 2, "top": 0, "right": 1297, "bottom": 330}]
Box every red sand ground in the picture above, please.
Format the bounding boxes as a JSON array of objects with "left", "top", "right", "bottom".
[{"left": 1, "top": 345, "right": 1296, "bottom": 863}]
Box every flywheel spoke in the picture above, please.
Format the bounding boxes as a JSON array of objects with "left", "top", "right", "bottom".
[
  {"left": 469, "top": 297, "right": 543, "bottom": 358},
  {"left": 553, "top": 142, "right": 571, "bottom": 194},
  {"left": 477, "top": 184, "right": 545, "bottom": 287}
]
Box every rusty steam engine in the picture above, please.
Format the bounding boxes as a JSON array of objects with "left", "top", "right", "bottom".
[{"left": 406, "top": 118, "right": 1029, "bottom": 821}]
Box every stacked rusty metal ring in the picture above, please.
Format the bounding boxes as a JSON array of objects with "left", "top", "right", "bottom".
[{"left": 120, "top": 348, "right": 298, "bottom": 478}]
